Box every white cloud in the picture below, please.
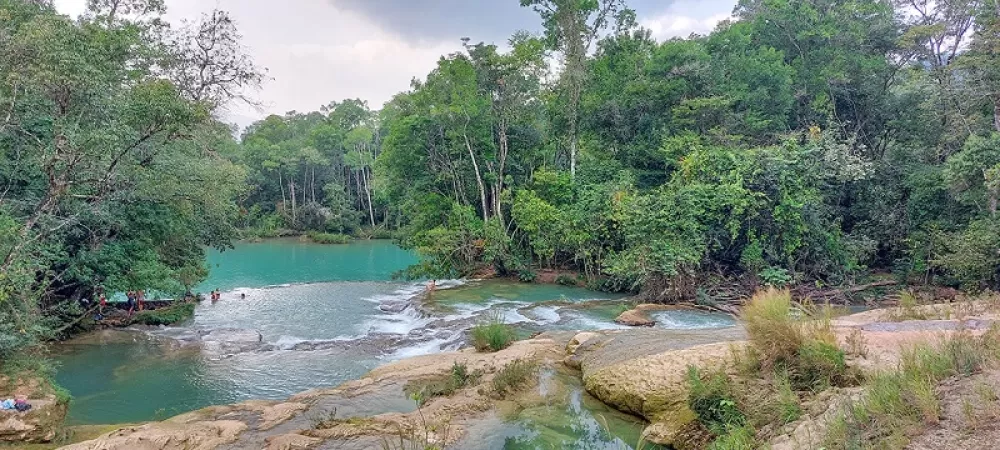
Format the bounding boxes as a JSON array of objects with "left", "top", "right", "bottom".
[
  {"left": 50, "top": 0, "right": 463, "bottom": 126},
  {"left": 641, "top": 0, "right": 734, "bottom": 40}
]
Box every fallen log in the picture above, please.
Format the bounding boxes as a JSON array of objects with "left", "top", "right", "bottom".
[{"left": 797, "top": 280, "right": 898, "bottom": 300}]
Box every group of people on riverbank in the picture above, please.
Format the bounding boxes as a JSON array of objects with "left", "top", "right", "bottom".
[
  {"left": 125, "top": 290, "right": 146, "bottom": 315},
  {"left": 85, "top": 288, "right": 146, "bottom": 321}
]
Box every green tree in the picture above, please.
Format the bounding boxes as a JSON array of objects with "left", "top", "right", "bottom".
[{"left": 521, "top": 0, "right": 634, "bottom": 178}]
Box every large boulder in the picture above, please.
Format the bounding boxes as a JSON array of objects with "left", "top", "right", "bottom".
[
  {"left": 582, "top": 341, "right": 738, "bottom": 449},
  {"left": 615, "top": 309, "right": 655, "bottom": 327}
]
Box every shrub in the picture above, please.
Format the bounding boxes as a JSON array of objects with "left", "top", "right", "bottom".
[
  {"left": 555, "top": 274, "right": 578, "bottom": 286},
  {"left": 307, "top": 232, "right": 352, "bottom": 244},
  {"left": 470, "top": 311, "right": 516, "bottom": 352},
  {"left": 518, "top": 270, "right": 537, "bottom": 283},
  {"left": 758, "top": 267, "right": 793, "bottom": 288},
  {"left": 687, "top": 366, "right": 746, "bottom": 434},
  {"left": 132, "top": 302, "right": 195, "bottom": 326},
  {"left": 491, "top": 359, "right": 539, "bottom": 398}
]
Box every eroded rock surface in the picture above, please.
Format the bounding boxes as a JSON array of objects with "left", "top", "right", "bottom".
[
  {"left": 0, "top": 375, "right": 68, "bottom": 444},
  {"left": 581, "top": 341, "right": 738, "bottom": 448},
  {"left": 60, "top": 420, "right": 248, "bottom": 450}
]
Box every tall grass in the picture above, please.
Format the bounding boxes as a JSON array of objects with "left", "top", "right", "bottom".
[
  {"left": 740, "top": 288, "right": 847, "bottom": 390},
  {"left": 470, "top": 310, "right": 516, "bottom": 352},
  {"left": 687, "top": 289, "right": 847, "bottom": 448},
  {"left": 823, "top": 329, "right": 1000, "bottom": 450}
]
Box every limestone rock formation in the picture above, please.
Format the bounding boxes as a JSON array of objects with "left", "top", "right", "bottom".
[{"left": 581, "top": 341, "right": 738, "bottom": 448}]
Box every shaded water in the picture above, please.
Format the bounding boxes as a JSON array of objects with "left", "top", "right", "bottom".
[
  {"left": 53, "top": 239, "right": 736, "bottom": 445},
  {"left": 455, "top": 368, "right": 662, "bottom": 450}
]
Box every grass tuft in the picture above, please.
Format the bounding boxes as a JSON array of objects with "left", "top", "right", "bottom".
[
  {"left": 470, "top": 310, "right": 516, "bottom": 352},
  {"left": 404, "top": 362, "right": 483, "bottom": 405},
  {"left": 741, "top": 288, "right": 847, "bottom": 391},
  {"left": 490, "top": 358, "right": 539, "bottom": 399}
]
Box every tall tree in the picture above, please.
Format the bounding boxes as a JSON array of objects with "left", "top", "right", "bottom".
[{"left": 520, "top": 0, "right": 634, "bottom": 179}]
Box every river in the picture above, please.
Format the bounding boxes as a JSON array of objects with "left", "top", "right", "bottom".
[{"left": 52, "top": 238, "right": 736, "bottom": 448}]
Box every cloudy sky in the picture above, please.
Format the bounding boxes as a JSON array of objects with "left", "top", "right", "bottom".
[{"left": 53, "top": 0, "right": 735, "bottom": 127}]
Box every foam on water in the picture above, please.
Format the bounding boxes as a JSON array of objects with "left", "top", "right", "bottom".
[
  {"left": 652, "top": 310, "right": 737, "bottom": 329},
  {"left": 386, "top": 334, "right": 463, "bottom": 360},
  {"left": 363, "top": 283, "right": 427, "bottom": 304},
  {"left": 522, "top": 305, "right": 562, "bottom": 324},
  {"left": 560, "top": 311, "right": 630, "bottom": 331},
  {"left": 360, "top": 308, "right": 433, "bottom": 335}
]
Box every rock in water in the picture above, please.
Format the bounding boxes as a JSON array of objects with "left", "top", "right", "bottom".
[
  {"left": 564, "top": 332, "right": 602, "bottom": 369},
  {"left": 378, "top": 301, "right": 409, "bottom": 313},
  {"left": 615, "top": 309, "right": 655, "bottom": 327},
  {"left": 201, "top": 328, "right": 264, "bottom": 355}
]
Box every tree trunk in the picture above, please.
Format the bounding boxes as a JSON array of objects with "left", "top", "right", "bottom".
[
  {"left": 311, "top": 166, "right": 317, "bottom": 204},
  {"left": 463, "top": 117, "right": 490, "bottom": 222},
  {"left": 278, "top": 171, "right": 287, "bottom": 212},
  {"left": 289, "top": 179, "right": 297, "bottom": 222},
  {"left": 362, "top": 167, "right": 375, "bottom": 227},
  {"left": 495, "top": 116, "right": 509, "bottom": 223}
]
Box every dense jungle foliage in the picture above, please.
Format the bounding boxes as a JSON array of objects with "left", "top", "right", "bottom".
[
  {"left": 7, "top": 0, "right": 1000, "bottom": 360},
  {"left": 0, "top": 0, "right": 259, "bottom": 360},
  {"left": 237, "top": 0, "right": 1000, "bottom": 297}
]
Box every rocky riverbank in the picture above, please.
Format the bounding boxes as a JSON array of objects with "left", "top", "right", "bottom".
[
  {"left": 21, "top": 291, "right": 1000, "bottom": 449},
  {"left": 0, "top": 374, "right": 69, "bottom": 444}
]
